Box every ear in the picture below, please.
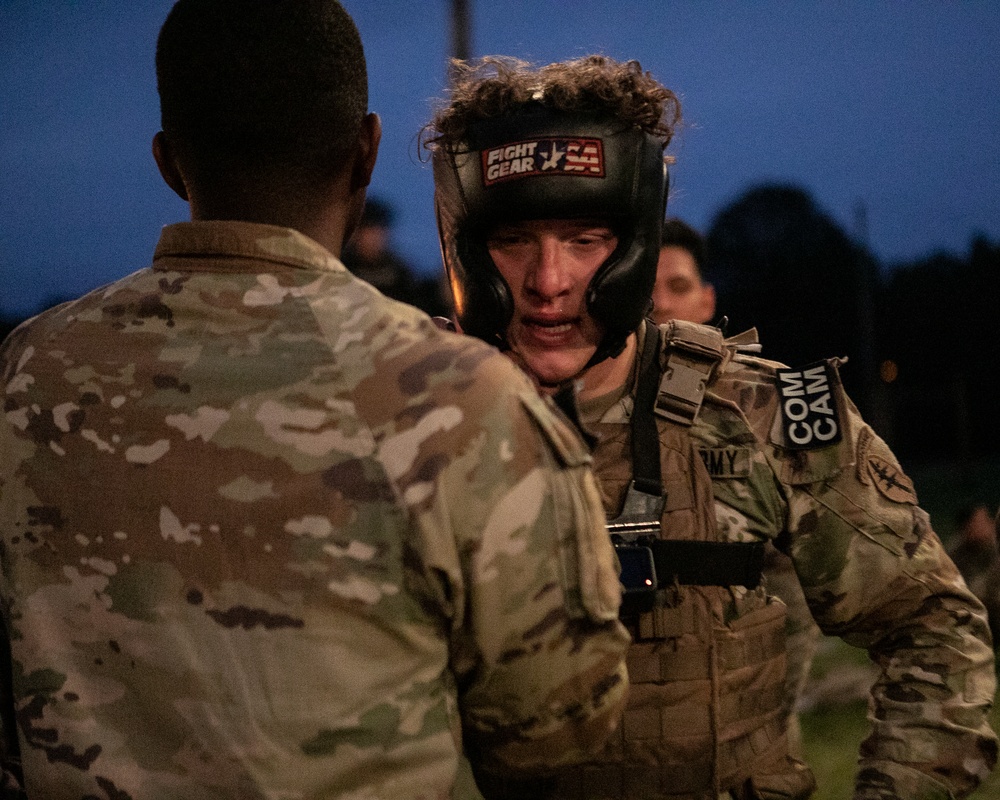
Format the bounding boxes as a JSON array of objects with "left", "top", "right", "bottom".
[
  {"left": 700, "top": 282, "right": 717, "bottom": 325},
  {"left": 152, "top": 131, "right": 189, "bottom": 201},
  {"left": 350, "top": 113, "right": 382, "bottom": 193}
]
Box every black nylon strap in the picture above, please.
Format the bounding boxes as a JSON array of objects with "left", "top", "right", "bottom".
[
  {"left": 631, "top": 320, "right": 664, "bottom": 496},
  {"left": 649, "top": 539, "right": 765, "bottom": 589},
  {"left": 624, "top": 322, "right": 764, "bottom": 591}
]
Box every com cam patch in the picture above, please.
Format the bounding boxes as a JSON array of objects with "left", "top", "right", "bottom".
[{"left": 776, "top": 361, "right": 841, "bottom": 450}]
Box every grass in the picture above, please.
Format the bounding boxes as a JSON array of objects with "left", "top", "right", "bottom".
[{"left": 799, "top": 697, "right": 868, "bottom": 799}]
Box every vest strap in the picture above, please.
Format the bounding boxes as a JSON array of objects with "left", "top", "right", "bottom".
[
  {"left": 649, "top": 539, "right": 765, "bottom": 589},
  {"left": 655, "top": 320, "right": 725, "bottom": 427},
  {"left": 631, "top": 319, "right": 666, "bottom": 494}
]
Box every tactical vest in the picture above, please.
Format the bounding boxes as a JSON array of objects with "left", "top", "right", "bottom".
[{"left": 548, "top": 321, "right": 815, "bottom": 800}]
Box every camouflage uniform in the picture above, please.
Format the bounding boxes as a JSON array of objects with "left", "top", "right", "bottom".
[
  {"left": 550, "top": 321, "right": 997, "bottom": 800},
  {"left": 758, "top": 544, "right": 820, "bottom": 757},
  {"left": 0, "top": 221, "right": 631, "bottom": 799}
]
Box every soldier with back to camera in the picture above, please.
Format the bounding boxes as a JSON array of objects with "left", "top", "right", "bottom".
[
  {"left": 0, "top": 6, "right": 632, "bottom": 798},
  {"left": 425, "top": 54, "right": 997, "bottom": 800}
]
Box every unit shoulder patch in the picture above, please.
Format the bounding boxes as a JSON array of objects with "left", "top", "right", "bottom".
[
  {"left": 775, "top": 361, "right": 841, "bottom": 450},
  {"left": 856, "top": 424, "right": 918, "bottom": 504},
  {"left": 867, "top": 455, "right": 918, "bottom": 504}
]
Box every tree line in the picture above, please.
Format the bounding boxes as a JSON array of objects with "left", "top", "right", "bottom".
[
  {"left": 705, "top": 183, "right": 999, "bottom": 462},
  {"left": 3, "top": 183, "right": 996, "bottom": 462}
]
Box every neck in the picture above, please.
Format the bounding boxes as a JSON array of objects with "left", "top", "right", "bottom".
[
  {"left": 577, "top": 333, "right": 638, "bottom": 402},
  {"left": 188, "top": 174, "right": 362, "bottom": 258}
]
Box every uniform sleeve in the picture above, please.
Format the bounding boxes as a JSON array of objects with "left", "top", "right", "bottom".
[
  {"left": 0, "top": 654, "right": 25, "bottom": 799},
  {"left": 775, "top": 393, "right": 998, "bottom": 799},
  {"left": 0, "top": 342, "right": 27, "bottom": 798},
  {"left": 415, "top": 365, "right": 631, "bottom": 777}
]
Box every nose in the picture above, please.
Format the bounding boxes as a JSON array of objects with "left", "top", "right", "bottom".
[
  {"left": 657, "top": 296, "right": 676, "bottom": 316},
  {"left": 524, "top": 237, "right": 571, "bottom": 300}
]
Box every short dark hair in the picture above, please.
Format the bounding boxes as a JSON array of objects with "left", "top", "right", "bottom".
[
  {"left": 661, "top": 217, "right": 705, "bottom": 277},
  {"left": 156, "top": 0, "right": 367, "bottom": 192}
]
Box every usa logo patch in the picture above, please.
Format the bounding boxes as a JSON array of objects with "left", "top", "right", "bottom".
[
  {"left": 481, "top": 137, "right": 605, "bottom": 186},
  {"left": 776, "top": 361, "right": 841, "bottom": 449}
]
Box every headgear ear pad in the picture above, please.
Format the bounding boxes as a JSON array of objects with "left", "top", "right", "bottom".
[{"left": 433, "top": 107, "right": 668, "bottom": 362}]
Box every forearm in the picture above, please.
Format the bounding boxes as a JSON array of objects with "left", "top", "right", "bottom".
[
  {"left": 796, "top": 505, "right": 998, "bottom": 799},
  {"left": 436, "top": 385, "right": 631, "bottom": 776},
  {"left": 852, "top": 576, "right": 997, "bottom": 799}
]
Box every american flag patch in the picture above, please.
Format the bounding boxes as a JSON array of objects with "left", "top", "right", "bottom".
[{"left": 481, "top": 137, "right": 605, "bottom": 186}]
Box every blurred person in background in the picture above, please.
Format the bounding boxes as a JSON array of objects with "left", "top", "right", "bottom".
[
  {"left": 949, "top": 504, "right": 1000, "bottom": 651},
  {"left": 342, "top": 195, "right": 451, "bottom": 316},
  {"left": 649, "top": 218, "right": 716, "bottom": 328}
]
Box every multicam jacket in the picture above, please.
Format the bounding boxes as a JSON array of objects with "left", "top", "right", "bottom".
[
  {"left": 561, "top": 321, "right": 996, "bottom": 800},
  {"left": 0, "top": 221, "right": 631, "bottom": 800},
  {"left": 698, "top": 324, "right": 998, "bottom": 799}
]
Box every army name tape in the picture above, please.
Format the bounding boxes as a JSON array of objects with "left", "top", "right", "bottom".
[{"left": 699, "top": 446, "right": 752, "bottom": 478}]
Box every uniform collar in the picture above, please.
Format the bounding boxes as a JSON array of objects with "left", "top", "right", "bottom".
[{"left": 152, "top": 220, "right": 344, "bottom": 274}]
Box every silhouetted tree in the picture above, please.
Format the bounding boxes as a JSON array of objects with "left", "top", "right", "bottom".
[
  {"left": 704, "top": 184, "right": 877, "bottom": 411},
  {"left": 877, "top": 236, "right": 1000, "bottom": 460}
]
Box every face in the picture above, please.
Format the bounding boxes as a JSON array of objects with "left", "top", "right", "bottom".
[
  {"left": 350, "top": 224, "right": 389, "bottom": 260},
  {"left": 651, "top": 245, "right": 715, "bottom": 325},
  {"left": 487, "top": 218, "right": 617, "bottom": 388}
]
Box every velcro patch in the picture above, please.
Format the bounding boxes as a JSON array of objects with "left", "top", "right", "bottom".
[
  {"left": 698, "top": 447, "right": 752, "bottom": 479},
  {"left": 867, "top": 455, "right": 917, "bottom": 504},
  {"left": 776, "top": 361, "right": 842, "bottom": 450},
  {"left": 855, "top": 427, "right": 874, "bottom": 485},
  {"left": 481, "top": 137, "right": 605, "bottom": 186}
]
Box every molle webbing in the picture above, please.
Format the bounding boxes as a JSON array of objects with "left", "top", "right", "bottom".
[
  {"left": 553, "top": 717, "right": 790, "bottom": 799},
  {"left": 551, "top": 600, "right": 791, "bottom": 799}
]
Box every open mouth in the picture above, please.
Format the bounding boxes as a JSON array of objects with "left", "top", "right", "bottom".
[
  {"left": 520, "top": 316, "right": 579, "bottom": 346},
  {"left": 528, "top": 319, "right": 574, "bottom": 335}
]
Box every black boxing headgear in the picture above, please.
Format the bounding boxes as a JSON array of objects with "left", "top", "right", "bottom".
[{"left": 433, "top": 105, "right": 668, "bottom": 365}]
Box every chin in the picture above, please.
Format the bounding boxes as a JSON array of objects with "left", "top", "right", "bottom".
[{"left": 525, "top": 357, "right": 587, "bottom": 387}]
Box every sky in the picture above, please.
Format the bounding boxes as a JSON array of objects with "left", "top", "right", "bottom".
[{"left": 2, "top": 1, "right": 999, "bottom": 319}]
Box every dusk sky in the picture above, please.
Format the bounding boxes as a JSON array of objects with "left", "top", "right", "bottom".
[{"left": 2, "top": 1, "right": 998, "bottom": 319}]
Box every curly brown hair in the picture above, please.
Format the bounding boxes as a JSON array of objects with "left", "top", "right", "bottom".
[{"left": 422, "top": 55, "right": 681, "bottom": 153}]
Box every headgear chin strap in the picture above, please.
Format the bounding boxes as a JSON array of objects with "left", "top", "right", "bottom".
[{"left": 433, "top": 106, "right": 668, "bottom": 366}]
